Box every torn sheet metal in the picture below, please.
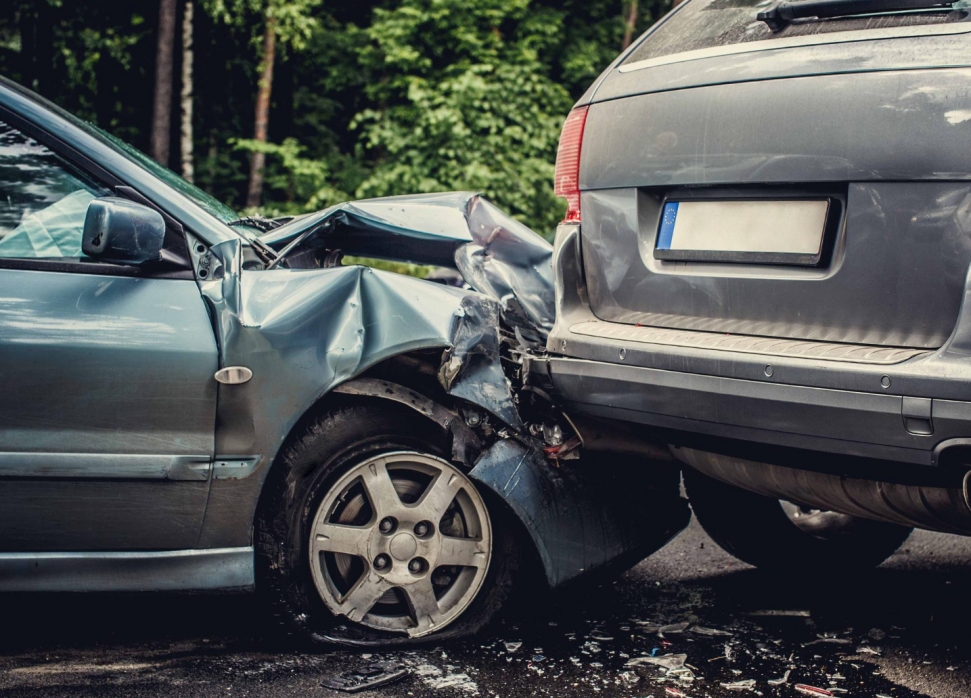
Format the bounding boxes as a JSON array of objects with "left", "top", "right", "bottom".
[
  {"left": 261, "top": 192, "right": 555, "bottom": 339},
  {"left": 469, "top": 439, "right": 690, "bottom": 587},
  {"left": 439, "top": 295, "right": 522, "bottom": 429}
]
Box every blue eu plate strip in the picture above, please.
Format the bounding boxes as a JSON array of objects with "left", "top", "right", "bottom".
[{"left": 657, "top": 202, "right": 678, "bottom": 250}]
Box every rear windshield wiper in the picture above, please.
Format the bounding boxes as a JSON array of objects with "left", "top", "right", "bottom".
[{"left": 758, "top": 0, "right": 956, "bottom": 31}]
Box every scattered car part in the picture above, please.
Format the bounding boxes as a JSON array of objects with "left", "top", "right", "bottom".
[
  {"left": 319, "top": 661, "right": 409, "bottom": 693},
  {"left": 720, "top": 679, "right": 756, "bottom": 690},
  {"left": 626, "top": 653, "right": 688, "bottom": 671}
]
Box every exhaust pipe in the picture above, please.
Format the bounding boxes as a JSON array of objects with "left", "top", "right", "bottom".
[{"left": 672, "top": 446, "right": 971, "bottom": 535}]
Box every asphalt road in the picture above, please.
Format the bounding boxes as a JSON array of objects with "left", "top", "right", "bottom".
[{"left": 1, "top": 516, "right": 969, "bottom": 698}]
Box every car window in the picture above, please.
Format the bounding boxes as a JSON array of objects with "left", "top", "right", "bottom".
[
  {"left": 0, "top": 120, "right": 110, "bottom": 259},
  {"left": 623, "top": 0, "right": 971, "bottom": 67}
]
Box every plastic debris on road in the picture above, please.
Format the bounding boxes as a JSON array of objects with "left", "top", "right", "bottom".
[
  {"left": 659, "top": 621, "right": 691, "bottom": 636},
  {"left": 794, "top": 684, "right": 835, "bottom": 696},
  {"left": 746, "top": 610, "right": 811, "bottom": 617},
  {"left": 319, "top": 662, "right": 409, "bottom": 693},
  {"left": 637, "top": 620, "right": 733, "bottom": 638},
  {"left": 424, "top": 605, "right": 931, "bottom": 698},
  {"left": 626, "top": 653, "right": 688, "bottom": 671},
  {"left": 664, "top": 688, "right": 691, "bottom": 697},
  {"left": 626, "top": 652, "right": 696, "bottom": 682},
  {"left": 689, "top": 625, "right": 733, "bottom": 637},
  {"left": 720, "top": 678, "right": 757, "bottom": 690}
]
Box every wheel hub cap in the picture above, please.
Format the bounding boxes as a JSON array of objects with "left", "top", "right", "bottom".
[{"left": 389, "top": 533, "right": 418, "bottom": 561}]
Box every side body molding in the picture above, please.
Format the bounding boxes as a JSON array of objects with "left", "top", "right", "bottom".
[{"left": 0, "top": 547, "right": 254, "bottom": 592}]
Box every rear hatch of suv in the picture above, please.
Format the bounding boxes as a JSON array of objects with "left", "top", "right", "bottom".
[{"left": 574, "top": 0, "right": 971, "bottom": 357}]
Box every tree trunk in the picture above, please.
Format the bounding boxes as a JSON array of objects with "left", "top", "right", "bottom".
[
  {"left": 19, "top": 7, "right": 37, "bottom": 90},
  {"left": 621, "top": 0, "right": 638, "bottom": 50},
  {"left": 152, "top": 0, "right": 178, "bottom": 165},
  {"left": 180, "top": 0, "right": 195, "bottom": 182},
  {"left": 246, "top": 13, "right": 277, "bottom": 208}
]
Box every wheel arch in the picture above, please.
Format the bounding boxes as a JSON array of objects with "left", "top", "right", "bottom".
[{"left": 248, "top": 352, "right": 546, "bottom": 582}]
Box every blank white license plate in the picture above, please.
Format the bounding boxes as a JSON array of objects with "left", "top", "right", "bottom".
[{"left": 654, "top": 199, "right": 830, "bottom": 265}]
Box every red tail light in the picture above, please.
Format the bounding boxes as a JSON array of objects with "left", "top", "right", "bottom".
[{"left": 553, "top": 106, "right": 588, "bottom": 223}]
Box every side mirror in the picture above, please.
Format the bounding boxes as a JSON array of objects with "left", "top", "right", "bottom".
[{"left": 82, "top": 197, "right": 166, "bottom": 265}]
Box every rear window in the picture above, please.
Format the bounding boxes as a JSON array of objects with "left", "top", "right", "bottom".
[{"left": 623, "top": 0, "right": 971, "bottom": 66}]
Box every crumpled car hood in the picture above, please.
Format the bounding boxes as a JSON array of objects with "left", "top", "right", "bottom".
[
  {"left": 262, "top": 192, "right": 555, "bottom": 340},
  {"left": 195, "top": 193, "right": 689, "bottom": 599}
]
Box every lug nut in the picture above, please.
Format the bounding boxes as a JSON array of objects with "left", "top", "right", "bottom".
[
  {"left": 374, "top": 554, "right": 390, "bottom": 571},
  {"left": 414, "top": 521, "right": 430, "bottom": 537},
  {"left": 408, "top": 558, "right": 425, "bottom": 573},
  {"left": 379, "top": 517, "right": 395, "bottom": 534}
]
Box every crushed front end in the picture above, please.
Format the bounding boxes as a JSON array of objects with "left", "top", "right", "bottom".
[{"left": 251, "top": 192, "right": 690, "bottom": 588}]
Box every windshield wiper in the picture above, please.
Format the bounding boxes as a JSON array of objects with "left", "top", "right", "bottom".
[
  {"left": 247, "top": 235, "right": 280, "bottom": 264},
  {"left": 227, "top": 218, "right": 281, "bottom": 263},
  {"left": 758, "top": 0, "right": 956, "bottom": 31}
]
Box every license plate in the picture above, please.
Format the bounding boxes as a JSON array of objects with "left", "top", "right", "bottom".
[{"left": 654, "top": 199, "right": 830, "bottom": 265}]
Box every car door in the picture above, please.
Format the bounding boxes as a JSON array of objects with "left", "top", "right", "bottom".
[{"left": 0, "top": 118, "right": 219, "bottom": 551}]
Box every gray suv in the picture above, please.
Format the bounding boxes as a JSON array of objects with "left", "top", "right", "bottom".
[{"left": 541, "top": 0, "right": 971, "bottom": 569}]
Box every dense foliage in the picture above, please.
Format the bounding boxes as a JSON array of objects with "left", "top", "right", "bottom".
[{"left": 0, "top": 0, "right": 673, "bottom": 237}]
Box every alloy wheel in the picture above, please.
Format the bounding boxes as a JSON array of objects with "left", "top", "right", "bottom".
[{"left": 308, "top": 451, "right": 492, "bottom": 637}]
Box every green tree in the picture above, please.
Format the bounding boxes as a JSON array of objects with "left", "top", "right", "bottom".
[
  {"left": 205, "top": 0, "right": 323, "bottom": 206},
  {"left": 351, "top": 0, "right": 574, "bottom": 236},
  {"left": 0, "top": 0, "right": 676, "bottom": 235}
]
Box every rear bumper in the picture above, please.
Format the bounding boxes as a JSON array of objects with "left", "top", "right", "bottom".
[
  {"left": 546, "top": 222, "right": 971, "bottom": 471},
  {"left": 539, "top": 355, "right": 971, "bottom": 468}
]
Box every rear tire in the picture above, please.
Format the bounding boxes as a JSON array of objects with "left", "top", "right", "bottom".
[
  {"left": 255, "top": 401, "right": 520, "bottom": 647},
  {"left": 683, "top": 467, "right": 913, "bottom": 570}
]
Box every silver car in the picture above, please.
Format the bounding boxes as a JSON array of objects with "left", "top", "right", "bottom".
[{"left": 544, "top": 0, "right": 971, "bottom": 570}]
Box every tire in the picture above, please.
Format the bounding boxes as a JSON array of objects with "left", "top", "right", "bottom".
[
  {"left": 683, "top": 467, "right": 913, "bottom": 570},
  {"left": 255, "top": 400, "right": 520, "bottom": 647}
]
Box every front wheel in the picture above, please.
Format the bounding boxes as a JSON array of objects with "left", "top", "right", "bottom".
[
  {"left": 256, "top": 401, "right": 519, "bottom": 646},
  {"left": 683, "top": 467, "right": 913, "bottom": 571}
]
